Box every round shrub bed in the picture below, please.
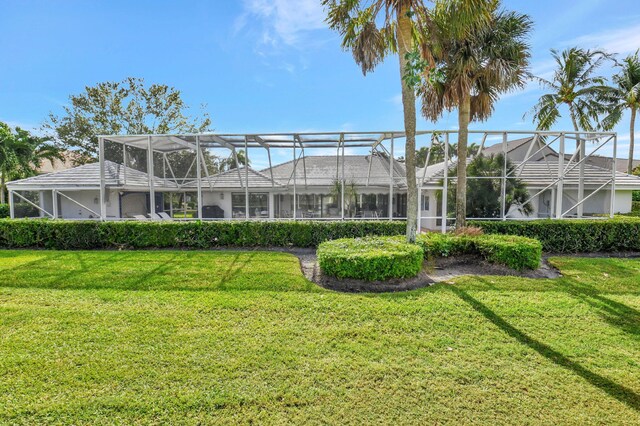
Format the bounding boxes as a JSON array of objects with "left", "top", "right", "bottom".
[{"left": 317, "top": 236, "right": 424, "bottom": 281}]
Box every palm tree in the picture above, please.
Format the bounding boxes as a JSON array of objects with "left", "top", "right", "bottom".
[
  {"left": 323, "top": 0, "right": 494, "bottom": 240},
  {"left": 530, "top": 48, "right": 615, "bottom": 218},
  {"left": 441, "top": 153, "right": 533, "bottom": 218},
  {"left": 419, "top": 5, "right": 532, "bottom": 227},
  {"left": 601, "top": 51, "right": 640, "bottom": 174},
  {"left": 530, "top": 48, "right": 613, "bottom": 133},
  {"left": 0, "top": 122, "right": 62, "bottom": 204}
]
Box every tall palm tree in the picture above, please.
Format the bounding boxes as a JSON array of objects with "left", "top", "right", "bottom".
[
  {"left": 601, "top": 51, "right": 640, "bottom": 174},
  {"left": 419, "top": 5, "right": 532, "bottom": 227},
  {"left": 0, "top": 122, "right": 62, "bottom": 204},
  {"left": 530, "top": 48, "right": 613, "bottom": 133},
  {"left": 322, "top": 0, "right": 493, "bottom": 241},
  {"left": 530, "top": 48, "right": 614, "bottom": 218}
]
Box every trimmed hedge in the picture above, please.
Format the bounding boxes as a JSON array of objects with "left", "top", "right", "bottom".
[
  {"left": 0, "top": 204, "right": 8, "bottom": 219},
  {"left": 474, "top": 235, "right": 542, "bottom": 270},
  {"left": 472, "top": 218, "right": 640, "bottom": 253},
  {"left": 417, "top": 233, "right": 542, "bottom": 270},
  {"left": 318, "top": 236, "right": 424, "bottom": 281},
  {"left": 0, "top": 219, "right": 406, "bottom": 249}
]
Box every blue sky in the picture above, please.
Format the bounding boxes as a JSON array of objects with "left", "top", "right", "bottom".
[{"left": 1, "top": 0, "right": 639, "bottom": 159}]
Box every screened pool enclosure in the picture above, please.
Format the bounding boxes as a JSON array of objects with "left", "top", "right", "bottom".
[{"left": 7, "top": 130, "right": 639, "bottom": 231}]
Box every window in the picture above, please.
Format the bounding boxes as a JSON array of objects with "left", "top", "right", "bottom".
[
  {"left": 421, "top": 194, "right": 430, "bottom": 211},
  {"left": 297, "top": 194, "right": 322, "bottom": 218},
  {"left": 232, "top": 193, "right": 269, "bottom": 218}
]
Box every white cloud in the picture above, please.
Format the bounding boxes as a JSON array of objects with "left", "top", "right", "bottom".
[
  {"left": 565, "top": 23, "right": 640, "bottom": 56},
  {"left": 236, "top": 0, "right": 327, "bottom": 48}
]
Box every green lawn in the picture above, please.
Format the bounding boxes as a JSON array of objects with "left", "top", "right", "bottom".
[{"left": 1, "top": 250, "right": 639, "bottom": 424}]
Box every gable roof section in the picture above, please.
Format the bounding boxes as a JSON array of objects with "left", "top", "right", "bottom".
[
  {"left": 420, "top": 158, "right": 640, "bottom": 189},
  {"left": 6, "top": 160, "right": 161, "bottom": 190},
  {"left": 482, "top": 137, "right": 534, "bottom": 155},
  {"left": 184, "top": 166, "right": 284, "bottom": 189},
  {"left": 262, "top": 155, "right": 407, "bottom": 187}
]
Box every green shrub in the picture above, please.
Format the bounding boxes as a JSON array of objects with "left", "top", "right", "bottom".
[
  {"left": 416, "top": 233, "right": 542, "bottom": 271},
  {"left": 471, "top": 218, "right": 640, "bottom": 253},
  {"left": 474, "top": 235, "right": 541, "bottom": 270},
  {"left": 0, "top": 219, "right": 406, "bottom": 249},
  {"left": 317, "top": 236, "right": 424, "bottom": 281},
  {"left": 633, "top": 191, "right": 640, "bottom": 202},
  {"left": 0, "top": 204, "right": 8, "bottom": 219},
  {"left": 416, "top": 233, "right": 475, "bottom": 257}
]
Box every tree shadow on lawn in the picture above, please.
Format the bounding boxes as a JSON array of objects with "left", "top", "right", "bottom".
[
  {"left": 558, "top": 277, "right": 640, "bottom": 337},
  {"left": 0, "top": 250, "right": 315, "bottom": 292},
  {"left": 450, "top": 284, "right": 640, "bottom": 413}
]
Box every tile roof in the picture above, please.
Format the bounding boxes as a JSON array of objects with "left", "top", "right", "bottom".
[
  {"left": 6, "top": 160, "right": 165, "bottom": 189},
  {"left": 420, "top": 157, "right": 640, "bottom": 189},
  {"left": 262, "top": 155, "right": 406, "bottom": 187}
]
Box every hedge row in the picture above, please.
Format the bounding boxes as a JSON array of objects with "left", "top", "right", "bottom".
[
  {"left": 417, "top": 233, "right": 542, "bottom": 270},
  {"left": 318, "top": 236, "right": 424, "bottom": 281},
  {"left": 0, "top": 219, "right": 407, "bottom": 249},
  {"left": 472, "top": 218, "right": 640, "bottom": 253},
  {"left": 0, "top": 204, "right": 8, "bottom": 219}
]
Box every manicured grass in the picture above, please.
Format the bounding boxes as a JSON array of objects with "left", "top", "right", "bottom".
[{"left": 1, "top": 250, "right": 639, "bottom": 424}]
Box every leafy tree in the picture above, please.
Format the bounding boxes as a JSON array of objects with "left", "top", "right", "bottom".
[
  {"left": 530, "top": 48, "right": 614, "bottom": 133},
  {"left": 420, "top": 3, "right": 532, "bottom": 227},
  {"left": 323, "top": 0, "right": 493, "bottom": 241},
  {"left": 415, "top": 141, "right": 480, "bottom": 166},
  {"left": 45, "top": 77, "right": 212, "bottom": 165},
  {"left": 441, "top": 153, "right": 533, "bottom": 219},
  {"left": 601, "top": 50, "right": 640, "bottom": 174},
  {"left": 0, "top": 122, "right": 62, "bottom": 203}
]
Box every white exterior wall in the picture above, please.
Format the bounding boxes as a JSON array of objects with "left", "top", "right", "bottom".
[
  {"left": 56, "top": 189, "right": 119, "bottom": 219},
  {"left": 613, "top": 190, "right": 633, "bottom": 214},
  {"left": 202, "top": 190, "right": 233, "bottom": 218},
  {"left": 419, "top": 190, "right": 438, "bottom": 230},
  {"left": 120, "top": 193, "right": 147, "bottom": 218}
]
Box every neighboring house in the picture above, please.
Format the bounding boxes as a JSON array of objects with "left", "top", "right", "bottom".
[
  {"left": 7, "top": 135, "right": 640, "bottom": 228},
  {"left": 35, "top": 150, "right": 81, "bottom": 174}
]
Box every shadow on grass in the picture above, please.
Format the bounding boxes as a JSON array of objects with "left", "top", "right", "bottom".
[
  {"left": 0, "top": 250, "right": 315, "bottom": 293},
  {"left": 450, "top": 285, "right": 640, "bottom": 412},
  {"left": 559, "top": 278, "right": 640, "bottom": 337}
]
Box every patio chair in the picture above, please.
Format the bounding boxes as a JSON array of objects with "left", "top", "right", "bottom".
[
  {"left": 132, "top": 214, "right": 148, "bottom": 220},
  {"left": 158, "top": 212, "right": 172, "bottom": 220}
]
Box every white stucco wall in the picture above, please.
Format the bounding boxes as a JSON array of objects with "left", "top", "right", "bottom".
[
  {"left": 613, "top": 190, "right": 633, "bottom": 214},
  {"left": 56, "top": 189, "right": 119, "bottom": 219},
  {"left": 202, "top": 190, "right": 233, "bottom": 218}
]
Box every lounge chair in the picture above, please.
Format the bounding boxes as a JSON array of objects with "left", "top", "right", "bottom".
[
  {"left": 158, "top": 212, "right": 172, "bottom": 220},
  {"left": 133, "top": 214, "right": 148, "bottom": 220}
]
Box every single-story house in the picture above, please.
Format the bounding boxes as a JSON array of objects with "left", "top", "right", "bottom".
[{"left": 7, "top": 132, "right": 640, "bottom": 229}]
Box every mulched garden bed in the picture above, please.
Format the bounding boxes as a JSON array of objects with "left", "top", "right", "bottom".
[{"left": 290, "top": 249, "right": 561, "bottom": 293}]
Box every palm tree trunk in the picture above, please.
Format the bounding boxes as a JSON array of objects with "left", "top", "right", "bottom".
[
  {"left": 569, "top": 110, "right": 585, "bottom": 217},
  {"left": 397, "top": 4, "right": 418, "bottom": 242},
  {"left": 456, "top": 92, "right": 471, "bottom": 228},
  {"left": 629, "top": 107, "right": 637, "bottom": 174}
]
